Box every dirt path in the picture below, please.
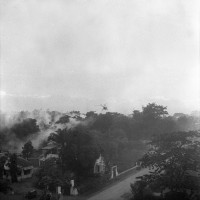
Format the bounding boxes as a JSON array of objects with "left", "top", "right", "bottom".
[{"left": 87, "top": 168, "right": 148, "bottom": 200}]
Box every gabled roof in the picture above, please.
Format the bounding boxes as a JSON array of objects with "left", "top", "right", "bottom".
[
  {"left": 41, "top": 141, "right": 61, "bottom": 150},
  {"left": 17, "top": 157, "right": 33, "bottom": 168},
  {"left": 4, "top": 157, "right": 33, "bottom": 170}
]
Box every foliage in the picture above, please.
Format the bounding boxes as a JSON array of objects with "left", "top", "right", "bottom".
[
  {"left": 131, "top": 103, "right": 170, "bottom": 138},
  {"left": 35, "top": 158, "right": 64, "bottom": 192},
  {"left": 176, "top": 116, "right": 197, "bottom": 131},
  {"left": 69, "top": 110, "right": 83, "bottom": 120},
  {"left": 85, "top": 111, "right": 98, "bottom": 119},
  {"left": 0, "top": 155, "right": 7, "bottom": 179},
  {"left": 22, "top": 140, "right": 34, "bottom": 160},
  {"left": 1, "top": 103, "right": 199, "bottom": 152},
  {"left": 130, "top": 181, "right": 157, "bottom": 200},
  {"left": 91, "top": 112, "right": 114, "bottom": 132},
  {"left": 46, "top": 110, "right": 62, "bottom": 124},
  {"left": 11, "top": 118, "right": 39, "bottom": 139},
  {"left": 47, "top": 129, "right": 66, "bottom": 145},
  {"left": 59, "top": 126, "right": 99, "bottom": 178},
  {"left": 1, "top": 103, "right": 200, "bottom": 194},
  {"left": 8, "top": 153, "right": 18, "bottom": 183},
  {"left": 131, "top": 131, "right": 200, "bottom": 200},
  {"left": 91, "top": 128, "right": 129, "bottom": 164},
  {"left": 142, "top": 103, "right": 168, "bottom": 120},
  {"left": 46, "top": 126, "right": 100, "bottom": 186},
  {"left": 55, "top": 115, "right": 70, "bottom": 124},
  {"left": 38, "top": 175, "right": 63, "bottom": 192}
]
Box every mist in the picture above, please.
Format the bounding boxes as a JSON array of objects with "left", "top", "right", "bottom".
[{"left": 0, "top": 0, "right": 199, "bottom": 114}]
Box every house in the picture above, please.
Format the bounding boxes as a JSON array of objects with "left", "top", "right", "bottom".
[
  {"left": 39, "top": 141, "right": 61, "bottom": 167},
  {"left": 94, "top": 155, "right": 105, "bottom": 174},
  {"left": 3, "top": 157, "right": 33, "bottom": 181},
  {"left": 28, "top": 149, "right": 43, "bottom": 167},
  {"left": 41, "top": 141, "right": 60, "bottom": 155}
]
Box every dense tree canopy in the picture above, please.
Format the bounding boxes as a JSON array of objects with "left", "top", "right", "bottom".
[
  {"left": 22, "top": 140, "right": 34, "bottom": 160},
  {"left": 142, "top": 103, "right": 168, "bottom": 120},
  {"left": 0, "top": 155, "right": 7, "bottom": 179},
  {"left": 8, "top": 154, "right": 18, "bottom": 183},
  {"left": 48, "top": 126, "right": 100, "bottom": 178},
  {"left": 1, "top": 103, "right": 199, "bottom": 196},
  {"left": 131, "top": 131, "right": 200, "bottom": 200},
  {"left": 55, "top": 115, "right": 70, "bottom": 124},
  {"left": 1, "top": 103, "right": 199, "bottom": 152},
  {"left": 35, "top": 156, "right": 65, "bottom": 192}
]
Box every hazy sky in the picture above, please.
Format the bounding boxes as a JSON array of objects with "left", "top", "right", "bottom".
[{"left": 0, "top": 0, "right": 199, "bottom": 114}]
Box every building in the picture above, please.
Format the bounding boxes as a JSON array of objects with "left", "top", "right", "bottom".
[
  {"left": 94, "top": 155, "right": 105, "bottom": 174},
  {"left": 41, "top": 141, "right": 60, "bottom": 155},
  {"left": 39, "top": 141, "right": 61, "bottom": 167},
  {"left": 3, "top": 157, "right": 33, "bottom": 181}
]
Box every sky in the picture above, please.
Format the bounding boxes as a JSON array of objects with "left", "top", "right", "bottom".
[{"left": 0, "top": 0, "right": 199, "bottom": 115}]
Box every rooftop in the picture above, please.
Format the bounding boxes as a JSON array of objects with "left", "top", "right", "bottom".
[
  {"left": 17, "top": 157, "right": 33, "bottom": 168},
  {"left": 41, "top": 141, "right": 61, "bottom": 150}
]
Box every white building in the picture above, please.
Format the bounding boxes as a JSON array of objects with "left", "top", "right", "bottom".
[{"left": 94, "top": 155, "right": 105, "bottom": 174}]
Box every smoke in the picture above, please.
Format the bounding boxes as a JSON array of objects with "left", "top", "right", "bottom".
[
  {"left": 27, "top": 112, "right": 93, "bottom": 149},
  {"left": 0, "top": 111, "right": 22, "bottom": 129},
  {"left": 0, "top": 130, "right": 25, "bottom": 153},
  {"left": 0, "top": 109, "right": 92, "bottom": 152},
  {"left": 0, "top": 110, "right": 59, "bottom": 152}
]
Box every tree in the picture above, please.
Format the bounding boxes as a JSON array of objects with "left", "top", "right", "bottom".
[
  {"left": 91, "top": 112, "right": 114, "bottom": 132},
  {"left": 131, "top": 180, "right": 155, "bottom": 200},
  {"left": 132, "top": 110, "right": 143, "bottom": 122},
  {"left": 11, "top": 118, "right": 39, "bottom": 139},
  {"left": 22, "top": 140, "right": 34, "bottom": 160},
  {"left": 36, "top": 158, "right": 64, "bottom": 192},
  {"left": 85, "top": 111, "right": 98, "bottom": 119},
  {"left": 132, "top": 131, "right": 200, "bottom": 199},
  {"left": 48, "top": 129, "right": 66, "bottom": 146},
  {"left": 59, "top": 126, "right": 99, "bottom": 178},
  {"left": 142, "top": 103, "right": 168, "bottom": 121},
  {"left": 95, "top": 128, "right": 128, "bottom": 163},
  {"left": 56, "top": 115, "right": 70, "bottom": 124},
  {"left": 69, "top": 111, "right": 83, "bottom": 120},
  {"left": 130, "top": 103, "right": 170, "bottom": 139},
  {"left": 0, "top": 155, "right": 7, "bottom": 180},
  {"left": 9, "top": 154, "right": 18, "bottom": 183},
  {"left": 47, "top": 110, "right": 62, "bottom": 124},
  {"left": 176, "top": 116, "right": 196, "bottom": 131}
]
